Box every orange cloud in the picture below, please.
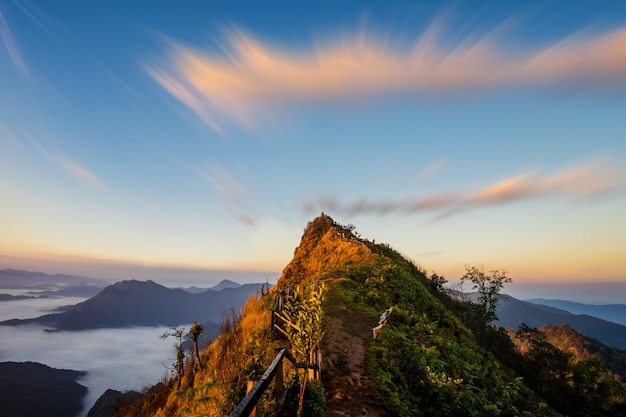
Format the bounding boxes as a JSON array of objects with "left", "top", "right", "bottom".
[
  {"left": 147, "top": 23, "right": 626, "bottom": 131},
  {"left": 302, "top": 157, "right": 625, "bottom": 218}
]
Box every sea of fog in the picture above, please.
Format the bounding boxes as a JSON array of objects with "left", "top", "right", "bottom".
[{"left": 0, "top": 295, "right": 185, "bottom": 417}]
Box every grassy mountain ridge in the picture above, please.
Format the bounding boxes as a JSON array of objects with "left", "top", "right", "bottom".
[{"left": 112, "top": 214, "right": 625, "bottom": 417}]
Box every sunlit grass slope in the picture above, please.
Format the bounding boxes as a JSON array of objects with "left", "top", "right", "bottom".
[{"left": 114, "top": 214, "right": 625, "bottom": 417}]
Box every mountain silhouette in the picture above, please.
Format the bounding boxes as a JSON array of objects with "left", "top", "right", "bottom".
[
  {"left": 0, "top": 268, "right": 108, "bottom": 289},
  {"left": 496, "top": 294, "right": 626, "bottom": 349},
  {"left": 1, "top": 279, "right": 266, "bottom": 330},
  {"left": 526, "top": 298, "right": 626, "bottom": 326}
]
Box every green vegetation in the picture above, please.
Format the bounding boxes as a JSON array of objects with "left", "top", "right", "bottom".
[
  {"left": 511, "top": 324, "right": 626, "bottom": 417},
  {"left": 277, "top": 284, "right": 325, "bottom": 417},
  {"left": 338, "top": 255, "right": 547, "bottom": 416},
  {"left": 113, "top": 214, "right": 625, "bottom": 417},
  {"left": 461, "top": 265, "right": 511, "bottom": 323}
]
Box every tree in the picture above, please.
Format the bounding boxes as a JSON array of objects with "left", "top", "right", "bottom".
[
  {"left": 461, "top": 265, "right": 511, "bottom": 323},
  {"left": 429, "top": 272, "right": 447, "bottom": 292},
  {"left": 159, "top": 326, "right": 186, "bottom": 390},
  {"left": 189, "top": 322, "right": 204, "bottom": 371}
]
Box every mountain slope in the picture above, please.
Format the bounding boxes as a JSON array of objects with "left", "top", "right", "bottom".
[
  {"left": 1, "top": 279, "right": 265, "bottom": 330},
  {"left": 496, "top": 294, "right": 626, "bottom": 349},
  {"left": 112, "top": 215, "right": 625, "bottom": 417},
  {"left": 527, "top": 298, "right": 626, "bottom": 326},
  {"left": 539, "top": 324, "right": 626, "bottom": 381},
  {"left": 0, "top": 361, "right": 87, "bottom": 417}
]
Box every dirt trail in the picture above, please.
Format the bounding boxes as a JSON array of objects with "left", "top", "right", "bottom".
[{"left": 322, "top": 289, "right": 391, "bottom": 417}]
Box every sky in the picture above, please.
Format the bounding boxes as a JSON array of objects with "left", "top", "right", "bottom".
[{"left": 1, "top": 1, "right": 626, "bottom": 293}]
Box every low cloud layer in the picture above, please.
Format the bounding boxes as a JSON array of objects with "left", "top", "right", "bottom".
[
  {"left": 146, "top": 22, "right": 626, "bottom": 132},
  {"left": 302, "top": 158, "right": 625, "bottom": 218},
  {"left": 0, "top": 297, "right": 177, "bottom": 417}
]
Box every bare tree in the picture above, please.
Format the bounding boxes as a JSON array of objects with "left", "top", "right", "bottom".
[{"left": 160, "top": 326, "right": 186, "bottom": 390}]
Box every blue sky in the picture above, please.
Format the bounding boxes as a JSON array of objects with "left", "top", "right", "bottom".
[{"left": 1, "top": 1, "right": 625, "bottom": 293}]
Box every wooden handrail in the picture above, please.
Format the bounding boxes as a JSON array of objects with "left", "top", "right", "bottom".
[{"left": 229, "top": 348, "right": 296, "bottom": 417}]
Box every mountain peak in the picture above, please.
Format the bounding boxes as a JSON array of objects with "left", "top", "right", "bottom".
[
  {"left": 278, "top": 213, "right": 374, "bottom": 287},
  {"left": 210, "top": 279, "right": 241, "bottom": 291},
  {"left": 109, "top": 279, "right": 166, "bottom": 293}
]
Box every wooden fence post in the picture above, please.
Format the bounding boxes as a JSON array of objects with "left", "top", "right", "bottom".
[
  {"left": 246, "top": 380, "right": 257, "bottom": 417},
  {"left": 275, "top": 358, "right": 284, "bottom": 412}
]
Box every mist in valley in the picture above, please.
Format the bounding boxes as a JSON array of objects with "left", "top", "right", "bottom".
[{"left": 0, "top": 296, "right": 188, "bottom": 417}]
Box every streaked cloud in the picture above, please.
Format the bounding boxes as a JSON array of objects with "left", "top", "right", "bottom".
[
  {"left": 230, "top": 209, "right": 256, "bottom": 227},
  {"left": 22, "top": 132, "right": 105, "bottom": 187},
  {"left": 11, "top": 0, "right": 64, "bottom": 37},
  {"left": 419, "top": 159, "right": 446, "bottom": 181},
  {"left": 56, "top": 152, "right": 105, "bottom": 186},
  {"left": 0, "top": 9, "right": 29, "bottom": 76},
  {"left": 25, "top": 133, "right": 52, "bottom": 159},
  {"left": 302, "top": 157, "right": 625, "bottom": 218},
  {"left": 0, "top": 122, "right": 22, "bottom": 149},
  {"left": 195, "top": 162, "right": 256, "bottom": 226},
  {"left": 194, "top": 162, "right": 246, "bottom": 201},
  {"left": 147, "top": 22, "right": 626, "bottom": 131}
]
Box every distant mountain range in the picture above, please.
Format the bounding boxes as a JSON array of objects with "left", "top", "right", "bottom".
[
  {"left": 0, "top": 268, "right": 109, "bottom": 289},
  {"left": 177, "top": 279, "right": 241, "bottom": 293},
  {"left": 496, "top": 294, "right": 626, "bottom": 350},
  {"left": 526, "top": 298, "right": 626, "bottom": 326},
  {"left": 1, "top": 279, "right": 266, "bottom": 331}
]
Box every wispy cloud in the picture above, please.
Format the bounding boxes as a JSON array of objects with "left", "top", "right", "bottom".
[
  {"left": 99, "top": 62, "right": 139, "bottom": 97},
  {"left": 302, "top": 157, "right": 625, "bottom": 218},
  {"left": 0, "top": 9, "right": 29, "bottom": 77},
  {"left": 56, "top": 152, "right": 105, "bottom": 186},
  {"left": 194, "top": 162, "right": 256, "bottom": 226},
  {"left": 146, "top": 22, "right": 626, "bottom": 132},
  {"left": 11, "top": 0, "right": 64, "bottom": 37},
  {"left": 22, "top": 132, "right": 105, "bottom": 186},
  {"left": 25, "top": 133, "right": 52, "bottom": 159},
  {"left": 194, "top": 162, "right": 246, "bottom": 202},
  {"left": 0, "top": 122, "right": 22, "bottom": 149},
  {"left": 419, "top": 159, "right": 446, "bottom": 181}
]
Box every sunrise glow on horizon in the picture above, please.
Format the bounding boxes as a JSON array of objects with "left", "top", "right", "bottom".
[{"left": 1, "top": 1, "right": 625, "bottom": 294}]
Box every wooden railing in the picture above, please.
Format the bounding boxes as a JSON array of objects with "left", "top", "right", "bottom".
[
  {"left": 372, "top": 307, "right": 393, "bottom": 339},
  {"left": 229, "top": 348, "right": 295, "bottom": 417}
]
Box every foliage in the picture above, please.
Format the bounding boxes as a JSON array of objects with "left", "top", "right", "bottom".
[
  {"left": 110, "top": 215, "right": 625, "bottom": 417},
  {"left": 511, "top": 324, "right": 626, "bottom": 416},
  {"left": 337, "top": 253, "right": 550, "bottom": 416},
  {"left": 429, "top": 272, "right": 448, "bottom": 292},
  {"left": 461, "top": 265, "right": 511, "bottom": 323},
  {"left": 285, "top": 379, "right": 326, "bottom": 417},
  {"left": 279, "top": 284, "right": 325, "bottom": 417}
]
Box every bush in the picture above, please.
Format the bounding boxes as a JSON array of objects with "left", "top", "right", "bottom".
[{"left": 284, "top": 379, "right": 326, "bottom": 417}]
